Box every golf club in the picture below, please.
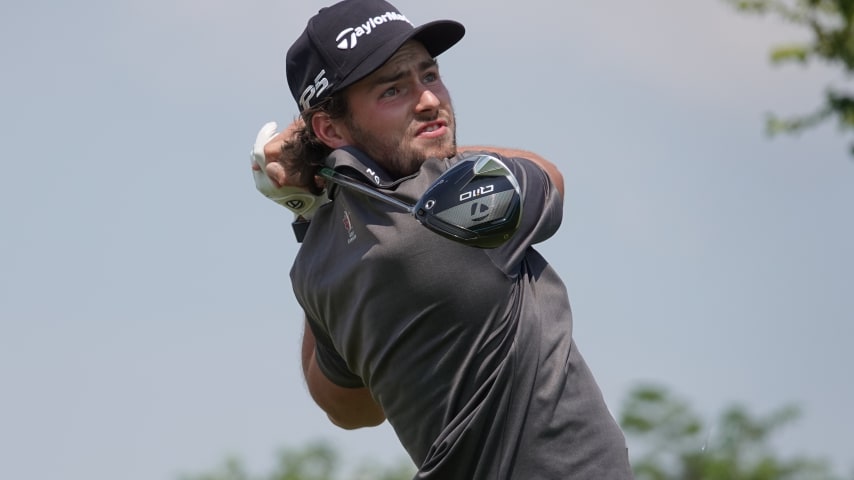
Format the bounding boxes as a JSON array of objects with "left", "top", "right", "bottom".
[{"left": 319, "top": 154, "right": 522, "bottom": 248}]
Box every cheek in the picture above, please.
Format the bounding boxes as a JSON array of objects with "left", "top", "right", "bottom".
[{"left": 363, "top": 107, "right": 408, "bottom": 134}]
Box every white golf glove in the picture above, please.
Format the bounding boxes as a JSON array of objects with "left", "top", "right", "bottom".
[{"left": 251, "top": 121, "right": 327, "bottom": 219}]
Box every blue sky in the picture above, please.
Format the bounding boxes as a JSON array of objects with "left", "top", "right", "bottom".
[{"left": 2, "top": 0, "right": 852, "bottom": 478}]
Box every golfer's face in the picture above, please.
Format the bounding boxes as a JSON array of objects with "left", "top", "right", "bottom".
[{"left": 343, "top": 41, "right": 457, "bottom": 178}]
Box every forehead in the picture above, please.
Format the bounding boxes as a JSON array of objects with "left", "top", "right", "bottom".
[
  {"left": 362, "top": 41, "right": 433, "bottom": 82},
  {"left": 383, "top": 41, "right": 432, "bottom": 69}
]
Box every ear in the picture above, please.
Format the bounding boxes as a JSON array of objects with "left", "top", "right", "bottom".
[{"left": 311, "top": 113, "right": 350, "bottom": 149}]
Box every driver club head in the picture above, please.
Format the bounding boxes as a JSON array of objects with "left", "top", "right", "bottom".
[{"left": 413, "top": 154, "right": 522, "bottom": 248}]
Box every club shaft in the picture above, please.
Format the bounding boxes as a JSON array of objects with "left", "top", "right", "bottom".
[{"left": 319, "top": 168, "right": 413, "bottom": 213}]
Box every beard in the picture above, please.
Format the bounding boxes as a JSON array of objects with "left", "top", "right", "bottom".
[{"left": 344, "top": 110, "right": 458, "bottom": 179}]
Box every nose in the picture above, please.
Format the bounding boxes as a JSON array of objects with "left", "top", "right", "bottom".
[{"left": 415, "top": 87, "right": 440, "bottom": 113}]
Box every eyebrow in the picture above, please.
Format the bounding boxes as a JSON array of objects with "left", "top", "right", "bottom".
[{"left": 369, "top": 58, "right": 438, "bottom": 87}]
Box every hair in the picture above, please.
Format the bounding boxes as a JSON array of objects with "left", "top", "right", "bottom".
[{"left": 281, "top": 91, "right": 350, "bottom": 195}]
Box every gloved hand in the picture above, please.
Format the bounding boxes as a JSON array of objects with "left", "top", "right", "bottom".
[{"left": 251, "top": 121, "right": 327, "bottom": 219}]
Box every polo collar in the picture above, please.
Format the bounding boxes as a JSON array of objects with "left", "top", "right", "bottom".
[{"left": 325, "top": 146, "right": 401, "bottom": 189}]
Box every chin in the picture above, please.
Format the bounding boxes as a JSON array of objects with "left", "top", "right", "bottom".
[{"left": 423, "top": 142, "right": 456, "bottom": 160}]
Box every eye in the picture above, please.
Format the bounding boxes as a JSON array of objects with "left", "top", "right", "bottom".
[
  {"left": 381, "top": 86, "right": 399, "bottom": 98},
  {"left": 423, "top": 71, "right": 438, "bottom": 83}
]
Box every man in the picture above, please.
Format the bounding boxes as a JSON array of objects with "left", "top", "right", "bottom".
[{"left": 250, "top": 0, "right": 634, "bottom": 478}]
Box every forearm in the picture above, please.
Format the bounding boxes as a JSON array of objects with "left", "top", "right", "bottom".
[
  {"left": 301, "top": 320, "right": 386, "bottom": 429},
  {"left": 460, "top": 145, "right": 565, "bottom": 199}
]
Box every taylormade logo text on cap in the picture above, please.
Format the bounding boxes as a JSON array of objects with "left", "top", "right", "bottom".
[{"left": 335, "top": 11, "right": 413, "bottom": 49}]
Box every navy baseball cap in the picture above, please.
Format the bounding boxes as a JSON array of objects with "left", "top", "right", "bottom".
[{"left": 286, "top": 0, "right": 465, "bottom": 112}]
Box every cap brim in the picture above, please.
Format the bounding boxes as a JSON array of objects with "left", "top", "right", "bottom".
[
  {"left": 412, "top": 20, "right": 466, "bottom": 58},
  {"left": 337, "top": 20, "right": 465, "bottom": 93}
]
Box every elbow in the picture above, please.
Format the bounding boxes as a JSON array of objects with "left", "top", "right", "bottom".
[
  {"left": 302, "top": 342, "right": 386, "bottom": 430},
  {"left": 306, "top": 377, "right": 387, "bottom": 430},
  {"left": 322, "top": 398, "right": 386, "bottom": 430},
  {"left": 309, "top": 392, "right": 386, "bottom": 430},
  {"left": 327, "top": 410, "right": 386, "bottom": 430}
]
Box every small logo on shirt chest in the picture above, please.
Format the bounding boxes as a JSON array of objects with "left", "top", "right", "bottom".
[{"left": 343, "top": 210, "right": 357, "bottom": 244}]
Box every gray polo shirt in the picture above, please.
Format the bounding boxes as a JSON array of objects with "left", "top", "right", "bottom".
[{"left": 290, "top": 147, "right": 633, "bottom": 479}]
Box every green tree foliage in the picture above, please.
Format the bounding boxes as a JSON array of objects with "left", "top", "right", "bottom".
[
  {"left": 620, "top": 383, "right": 850, "bottom": 480},
  {"left": 183, "top": 385, "right": 853, "bottom": 479},
  {"left": 723, "top": 0, "right": 854, "bottom": 155},
  {"left": 178, "top": 440, "right": 414, "bottom": 480}
]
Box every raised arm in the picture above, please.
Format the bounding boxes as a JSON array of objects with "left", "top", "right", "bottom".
[
  {"left": 301, "top": 319, "right": 386, "bottom": 430},
  {"left": 460, "top": 145, "right": 564, "bottom": 199}
]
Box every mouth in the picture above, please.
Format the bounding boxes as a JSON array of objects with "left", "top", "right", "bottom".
[{"left": 416, "top": 120, "right": 448, "bottom": 138}]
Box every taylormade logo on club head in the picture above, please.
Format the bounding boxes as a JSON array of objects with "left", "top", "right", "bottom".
[
  {"left": 470, "top": 202, "right": 490, "bottom": 222},
  {"left": 335, "top": 11, "right": 412, "bottom": 50}
]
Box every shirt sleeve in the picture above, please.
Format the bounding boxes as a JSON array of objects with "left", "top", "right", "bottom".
[
  {"left": 305, "top": 315, "right": 366, "bottom": 388},
  {"left": 505, "top": 155, "right": 563, "bottom": 245},
  {"left": 464, "top": 152, "right": 562, "bottom": 274}
]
